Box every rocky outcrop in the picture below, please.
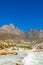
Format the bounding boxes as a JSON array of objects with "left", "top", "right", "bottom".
[
  {"left": 0, "top": 24, "right": 24, "bottom": 40},
  {"left": 16, "top": 63, "right": 20, "bottom": 65},
  {"left": 0, "top": 48, "right": 18, "bottom": 55},
  {"left": 25, "top": 29, "right": 43, "bottom": 40},
  {"left": 0, "top": 24, "right": 43, "bottom": 41},
  {"left": 33, "top": 43, "right": 43, "bottom": 52}
]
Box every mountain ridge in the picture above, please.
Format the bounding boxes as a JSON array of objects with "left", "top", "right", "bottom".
[{"left": 0, "top": 24, "right": 43, "bottom": 41}]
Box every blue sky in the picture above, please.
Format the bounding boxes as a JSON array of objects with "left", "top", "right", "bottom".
[{"left": 0, "top": 0, "right": 43, "bottom": 31}]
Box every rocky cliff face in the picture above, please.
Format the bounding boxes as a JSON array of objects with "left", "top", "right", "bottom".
[
  {"left": 0, "top": 24, "right": 24, "bottom": 39},
  {"left": 0, "top": 24, "right": 43, "bottom": 41},
  {"left": 25, "top": 29, "right": 43, "bottom": 40},
  {"left": 0, "top": 24, "right": 23, "bottom": 35}
]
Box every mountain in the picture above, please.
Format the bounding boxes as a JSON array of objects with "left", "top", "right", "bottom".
[
  {"left": 25, "top": 29, "right": 43, "bottom": 40},
  {"left": 0, "top": 24, "right": 43, "bottom": 41},
  {"left": 0, "top": 24, "right": 24, "bottom": 40},
  {"left": 0, "top": 24, "right": 23, "bottom": 35}
]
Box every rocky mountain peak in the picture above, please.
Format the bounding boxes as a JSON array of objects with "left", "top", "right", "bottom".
[
  {"left": 0, "top": 24, "right": 23, "bottom": 36},
  {"left": 0, "top": 24, "right": 43, "bottom": 40}
]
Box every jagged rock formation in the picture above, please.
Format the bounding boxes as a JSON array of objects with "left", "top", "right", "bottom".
[
  {"left": 33, "top": 43, "right": 43, "bottom": 52},
  {"left": 0, "top": 24, "right": 43, "bottom": 41},
  {"left": 0, "top": 24, "right": 43, "bottom": 51},
  {"left": 0, "top": 24, "right": 24, "bottom": 40},
  {"left": 0, "top": 24, "right": 23, "bottom": 35},
  {"left": 25, "top": 29, "right": 43, "bottom": 41}
]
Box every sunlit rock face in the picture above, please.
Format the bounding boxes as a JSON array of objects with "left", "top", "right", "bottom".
[
  {"left": 25, "top": 29, "right": 43, "bottom": 40},
  {"left": 0, "top": 24, "right": 43, "bottom": 41},
  {"left": 0, "top": 24, "right": 24, "bottom": 39},
  {"left": 36, "top": 43, "right": 43, "bottom": 50},
  {"left": 0, "top": 24, "right": 23, "bottom": 35}
]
